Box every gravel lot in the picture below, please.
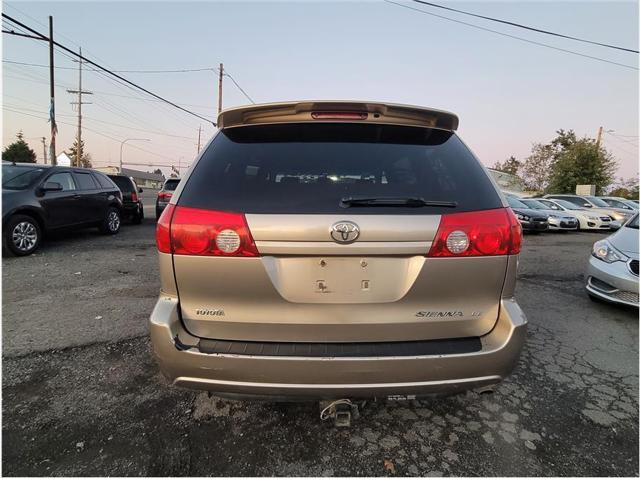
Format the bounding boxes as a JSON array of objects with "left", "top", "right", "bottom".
[{"left": 2, "top": 212, "right": 638, "bottom": 476}]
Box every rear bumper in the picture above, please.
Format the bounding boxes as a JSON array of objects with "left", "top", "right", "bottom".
[{"left": 149, "top": 297, "right": 527, "bottom": 399}]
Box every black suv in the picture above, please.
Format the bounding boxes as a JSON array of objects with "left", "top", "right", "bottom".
[
  {"left": 155, "top": 178, "right": 180, "bottom": 219},
  {"left": 2, "top": 163, "right": 123, "bottom": 256},
  {"left": 107, "top": 174, "right": 144, "bottom": 224}
]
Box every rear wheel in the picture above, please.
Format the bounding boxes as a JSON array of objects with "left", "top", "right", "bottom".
[
  {"left": 4, "top": 214, "right": 42, "bottom": 256},
  {"left": 100, "top": 207, "right": 121, "bottom": 234}
]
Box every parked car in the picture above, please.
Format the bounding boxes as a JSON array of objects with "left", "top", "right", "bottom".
[
  {"left": 150, "top": 100, "right": 527, "bottom": 401},
  {"left": 2, "top": 162, "right": 123, "bottom": 256},
  {"left": 520, "top": 199, "right": 578, "bottom": 231},
  {"left": 599, "top": 196, "right": 639, "bottom": 211},
  {"left": 536, "top": 198, "right": 613, "bottom": 231},
  {"left": 586, "top": 213, "right": 639, "bottom": 307},
  {"left": 107, "top": 174, "right": 144, "bottom": 224},
  {"left": 505, "top": 195, "right": 549, "bottom": 232},
  {"left": 155, "top": 178, "right": 180, "bottom": 219},
  {"left": 543, "top": 194, "right": 633, "bottom": 223}
]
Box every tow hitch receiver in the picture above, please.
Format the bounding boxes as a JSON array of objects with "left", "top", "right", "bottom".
[{"left": 319, "top": 399, "right": 361, "bottom": 427}]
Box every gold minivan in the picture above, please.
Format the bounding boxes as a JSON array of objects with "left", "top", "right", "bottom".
[{"left": 150, "top": 101, "right": 526, "bottom": 400}]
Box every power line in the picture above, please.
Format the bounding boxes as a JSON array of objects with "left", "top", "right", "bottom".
[
  {"left": 410, "top": 0, "right": 639, "bottom": 54},
  {"left": 2, "top": 13, "right": 217, "bottom": 126},
  {"left": 3, "top": 106, "right": 180, "bottom": 162},
  {"left": 607, "top": 132, "right": 639, "bottom": 144},
  {"left": 3, "top": 59, "right": 256, "bottom": 105},
  {"left": 384, "top": 0, "right": 639, "bottom": 71},
  {"left": 3, "top": 59, "right": 216, "bottom": 74},
  {"left": 604, "top": 132, "right": 639, "bottom": 156},
  {"left": 224, "top": 71, "right": 255, "bottom": 104}
]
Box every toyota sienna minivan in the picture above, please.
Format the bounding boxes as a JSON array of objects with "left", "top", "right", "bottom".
[{"left": 150, "top": 101, "right": 527, "bottom": 400}]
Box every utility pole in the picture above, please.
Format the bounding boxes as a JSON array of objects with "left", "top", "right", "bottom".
[
  {"left": 218, "top": 63, "right": 224, "bottom": 114},
  {"left": 197, "top": 125, "right": 202, "bottom": 153},
  {"left": 41, "top": 137, "right": 47, "bottom": 164},
  {"left": 596, "top": 126, "right": 604, "bottom": 149},
  {"left": 48, "top": 16, "right": 57, "bottom": 165},
  {"left": 67, "top": 47, "right": 92, "bottom": 167}
]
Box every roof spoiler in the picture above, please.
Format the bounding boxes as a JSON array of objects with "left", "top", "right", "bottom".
[{"left": 217, "top": 101, "right": 459, "bottom": 131}]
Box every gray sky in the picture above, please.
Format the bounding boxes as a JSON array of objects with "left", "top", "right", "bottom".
[{"left": 3, "top": 1, "right": 638, "bottom": 180}]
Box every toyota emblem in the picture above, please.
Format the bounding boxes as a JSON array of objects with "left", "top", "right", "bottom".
[{"left": 330, "top": 221, "right": 360, "bottom": 244}]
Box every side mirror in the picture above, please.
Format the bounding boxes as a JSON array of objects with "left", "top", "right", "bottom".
[
  {"left": 41, "top": 181, "right": 63, "bottom": 192},
  {"left": 609, "top": 220, "right": 622, "bottom": 230},
  {"left": 583, "top": 203, "right": 593, "bottom": 208},
  {"left": 138, "top": 187, "right": 143, "bottom": 193}
]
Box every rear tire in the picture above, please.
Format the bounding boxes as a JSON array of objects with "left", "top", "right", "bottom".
[
  {"left": 4, "top": 214, "right": 42, "bottom": 256},
  {"left": 100, "top": 207, "right": 121, "bottom": 234}
]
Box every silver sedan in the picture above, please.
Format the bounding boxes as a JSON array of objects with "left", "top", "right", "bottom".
[{"left": 586, "top": 213, "right": 639, "bottom": 307}]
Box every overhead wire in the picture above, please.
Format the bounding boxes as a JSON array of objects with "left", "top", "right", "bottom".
[
  {"left": 2, "top": 106, "right": 181, "bottom": 163},
  {"left": 2, "top": 12, "right": 217, "bottom": 125},
  {"left": 384, "top": 0, "right": 639, "bottom": 71},
  {"left": 410, "top": 0, "right": 639, "bottom": 54}
]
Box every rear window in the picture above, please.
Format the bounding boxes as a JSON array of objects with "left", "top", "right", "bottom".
[
  {"left": 109, "top": 175, "right": 134, "bottom": 192},
  {"left": 178, "top": 123, "right": 501, "bottom": 214},
  {"left": 163, "top": 179, "right": 180, "bottom": 191}
]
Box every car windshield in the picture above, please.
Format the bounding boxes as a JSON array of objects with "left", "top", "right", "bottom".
[
  {"left": 626, "top": 214, "right": 639, "bottom": 229},
  {"left": 554, "top": 199, "right": 582, "bottom": 210},
  {"left": 585, "top": 196, "right": 609, "bottom": 207},
  {"left": 521, "top": 199, "right": 547, "bottom": 210},
  {"left": 2, "top": 164, "right": 46, "bottom": 190},
  {"left": 164, "top": 179, "right": 179, "bottom": 191},
  {"left": 506, "top": 196, "right": 528, "bottom": 208}
]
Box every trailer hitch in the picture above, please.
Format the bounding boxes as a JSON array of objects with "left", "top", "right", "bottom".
[{"left": 319, "top": 399, "right": 362, "bottom": 427}]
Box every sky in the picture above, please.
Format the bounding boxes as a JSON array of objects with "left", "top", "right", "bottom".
[{"left": 2, "top": 1, "right": 639, "bottom": 181}]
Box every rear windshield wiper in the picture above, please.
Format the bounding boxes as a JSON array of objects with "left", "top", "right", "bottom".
[{"left": 340, "top": 196, "right": 457, "bottom": 208}]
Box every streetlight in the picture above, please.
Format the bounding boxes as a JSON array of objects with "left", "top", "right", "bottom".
[{"left": 119, "top": 138, "right": 150, "bottom": 172}]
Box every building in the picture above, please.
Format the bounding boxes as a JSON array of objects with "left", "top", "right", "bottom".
[
  {"left": 95, "top": 166, "right": 165, "bottom": 189},
  {"left": 56, "top": 152, "right": 72, "bottom": 167}
]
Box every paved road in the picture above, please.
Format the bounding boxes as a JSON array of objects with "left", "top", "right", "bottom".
[{"left": 2, "top": 222, "right": 638, "bottom": 476}]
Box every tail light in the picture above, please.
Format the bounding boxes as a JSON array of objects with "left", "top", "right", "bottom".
[
  {"left": 131, "top": 191, "right": 138, "bottom": 202},
  {"left": 311, "top": 111, "right": 368, "bottom": 120},
  {"left": 156, "top": 205, "right": 259, "bottom": 257},
  {"left": 427, "top": 208, "right": 522, "bottom": 257},
  {"left": 158, "top": 191, "right": 173, "bottom": 201}
]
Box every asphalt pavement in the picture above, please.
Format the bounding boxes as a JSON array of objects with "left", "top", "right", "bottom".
[{"left": 2, "top": 219, "right": 638, "bottom": 476}]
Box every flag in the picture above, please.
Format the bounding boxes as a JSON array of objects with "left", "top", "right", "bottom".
[{"left": 48, "top": 99, "right": 58, "bottom": 135}]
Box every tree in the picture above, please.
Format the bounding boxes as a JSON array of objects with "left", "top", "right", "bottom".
[
  {"left": 547, "top": 137, "right": 616, "bottom": 195},
  {"left": 69, "top": 138, "right": 92, "bottom": 168},
  {"left": 608, "top": 177, "right": 639, "bottom": 199},
  {"left": 520, "top": 143, "right": 555, "bottom": 192},
  {"left": 2, "top": 131, "right": 36, "bottom": 163},
  {"left": 492, "top": 156, "right": 522, "bottom": 176}
]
